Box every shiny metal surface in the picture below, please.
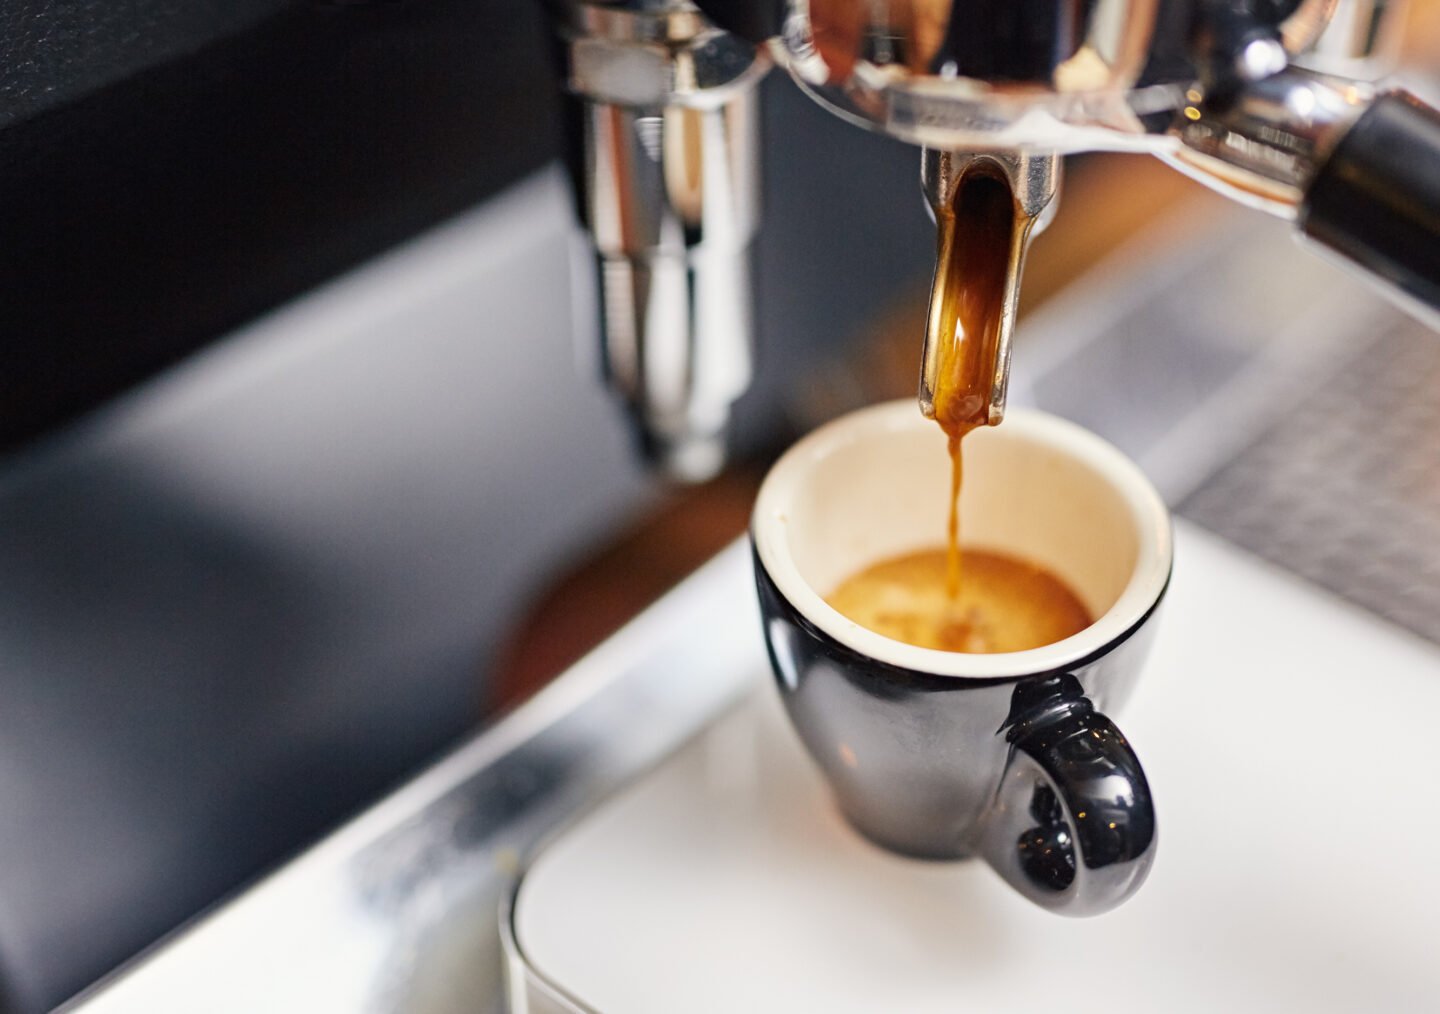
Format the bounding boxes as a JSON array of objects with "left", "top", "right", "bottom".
[
  {"left": 765, "top": 0, "right": 1336, "bottom": 150},
  {"left": 1299, "top": 0, "right": 1407, "bottom": 78},
  {"left": 1163, "top": 69, "right": 1374, "bottom": 216},
  {"left": 777, "top": 0, "right": 1163, "bottom": 151},
  {"left": 61, "top": 543, "right": 761, "bottom": 1014},
  {"left": 558, "top": 0, "right": 768, "bottom": 480},
  {"left": 757, "top": 0, "right": 1429, "bottom": 435},
  {"left": 919, "top": 149, "right": 1061, "bottom": 424}
]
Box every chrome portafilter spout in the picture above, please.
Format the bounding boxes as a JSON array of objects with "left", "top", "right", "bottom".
[
  {"left": 553, "top": 0, "right": 767, "bottom": 482},
  {"left": 919, "top": 150, "right": 1062, "bottom": 428}
]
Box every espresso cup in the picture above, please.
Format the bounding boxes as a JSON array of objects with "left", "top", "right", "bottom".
[{"left": 751, "top": 401, "right": 1172, "bottom": 915}]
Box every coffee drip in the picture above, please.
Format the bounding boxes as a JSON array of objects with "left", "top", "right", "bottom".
[
  {"left": 927, "top": 166, "right": 1020, "bottom": 602},
  {"left": 825, "top": 162, "right": 1092, "bottom": 655}
]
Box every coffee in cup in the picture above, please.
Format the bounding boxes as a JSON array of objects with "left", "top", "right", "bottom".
[{"left": 827, "top": 547, "right": 1092, "bottom": 654}]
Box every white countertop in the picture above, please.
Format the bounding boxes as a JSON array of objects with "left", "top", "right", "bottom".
[{"left": 515, "top": 520, "right": 1440, "bottom": 1013}]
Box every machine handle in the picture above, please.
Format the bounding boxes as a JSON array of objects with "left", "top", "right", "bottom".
[
  {"left": 980, "top": 674, "right": 1157, "bottom": 916},
  {"left": 691, "top": 0, "right": 781, "bottom": 44},
  {"left": 1302, "top": 92, "right": 1440, "bottom": 313}
]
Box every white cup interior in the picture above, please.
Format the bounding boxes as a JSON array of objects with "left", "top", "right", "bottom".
[{"left": 753, "top": 402, "right": 1172, "bottom": 678}]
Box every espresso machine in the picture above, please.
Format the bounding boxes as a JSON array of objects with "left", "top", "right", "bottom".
[
  {"left": 25, "top": 3, "right": 1440, "bottom": 1012},
  {"left": 549, "top": 0, "right": 1440, "bottom": 479}
]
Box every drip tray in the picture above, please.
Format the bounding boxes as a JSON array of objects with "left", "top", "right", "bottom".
[
  {"left": 1017, "top": 202, "right": 1438, "bottom": 644},
  {"left": 1180, "top": 317, "right": 1440, "bottom": 645}
]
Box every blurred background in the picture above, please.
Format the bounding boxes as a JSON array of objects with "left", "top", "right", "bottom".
[{"left": 1, "top": 1, "right": 1439, "bottom": 1010}]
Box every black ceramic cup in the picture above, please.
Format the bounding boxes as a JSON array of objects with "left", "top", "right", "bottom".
[{"left": 751, "top": 401, "right": 1172, "bottom": 915}]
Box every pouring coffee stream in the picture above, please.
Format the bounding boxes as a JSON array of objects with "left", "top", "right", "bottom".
[
  {"left": 817, "top": 151, "right": 1074, "bottom": 654},
  {"left": 921, "top": 152, "right": 1060, "bottom": 612}
]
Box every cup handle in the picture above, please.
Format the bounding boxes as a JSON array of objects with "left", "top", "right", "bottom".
[{"left": 979, "top": 673, "right": 1156, "bottom": 916}]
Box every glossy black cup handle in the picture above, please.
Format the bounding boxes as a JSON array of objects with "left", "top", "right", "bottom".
[{"left": 979, "top": 675, "right": 1156, "bottom": 916}]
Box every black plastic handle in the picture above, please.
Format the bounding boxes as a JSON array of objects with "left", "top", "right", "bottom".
[
  {"left": 980, "top": 674, "right": 1157, "bottom": 916},
  {"left": 1302, "top": 92, "right": 1440, "bottom": 313},
  {"left": 692, "top": 0, "right": 784, "bottom": 43}
]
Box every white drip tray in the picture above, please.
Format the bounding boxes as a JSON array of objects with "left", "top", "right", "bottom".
[{"left": 509, "top": 521, "right": 1440, "bottom": 1013}]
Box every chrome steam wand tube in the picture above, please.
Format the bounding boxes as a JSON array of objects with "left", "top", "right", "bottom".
[{"left": 554, "top": 1, "right": 767, "bottom": 482}]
